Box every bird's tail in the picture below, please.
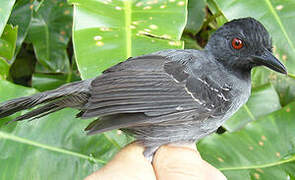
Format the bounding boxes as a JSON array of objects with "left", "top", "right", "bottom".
[{"left": 0, "top": 79, "right": 92, "bottom": 123}]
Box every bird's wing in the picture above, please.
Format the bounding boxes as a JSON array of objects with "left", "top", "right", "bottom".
[{"left": 82, "top": 53, "right": 233, "bottom": 134}]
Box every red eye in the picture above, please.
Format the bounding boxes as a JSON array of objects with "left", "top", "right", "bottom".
[{"left": 231, "top": 38, "right": 243, "bottom": 50}]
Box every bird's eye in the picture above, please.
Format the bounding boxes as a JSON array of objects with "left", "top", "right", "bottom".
[{"left": 231, "top": 38, "right": 243, "bottom": 50}]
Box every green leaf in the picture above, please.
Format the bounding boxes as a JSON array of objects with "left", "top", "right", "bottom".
[
  {"left": 213, "top": 0, "right": 295, "bottom": 103},
  {"left": 251, "top": 67, "right": 295, "bottom": 106},
  {"left": 224, "top": 83, "right": 281, "bottom": 132},
  {"left": 0, "top": 57, "right": 10, "bottom": 80},
  {"left": 207, "top": 0, "right": 227, "bottom": 27},
  {"left": 69, "top": 0, "right": 187, "bottom": 79},
  {"left": 0, "top": 80, "right": 37, "bottom": 101},
  {"left": 26, "top": 0, "right": 72, "bottom": 73},
  {"left": 182, "top": 33, "right": 202, "bottom": 49},
  {"left": 0, "top": 0, "right": 16, "bottom": 36},
  {"left": 0, "top": 80, "right": 133, "bottom": 179},
  {"left": 0, "top": 24, "right": 17, "bottom": 80},
  {"left": 198, "top": 102, "right": 295, "bottom": 180},
  {"left": 0, "top": 24, "right": 18, "bottom": 61},
  {"left": 32, "top": 72, "right": 80, "bottom": 91},
  {"left": 185, "top": 0, "right": 206, "bottom": 34},
  {"left": 8, "top": 0, "right": 34, "bottom": 55}
]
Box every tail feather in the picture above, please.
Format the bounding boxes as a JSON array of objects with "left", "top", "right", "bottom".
[
  {"left": 0, "top": 80, "right": 91, "bottom": 122},
  {"left": 0, "top": 95, "right": 46, "bottom": 118},
  {"left": 10, "top": 102, "right": 62, "bottom": 122}
]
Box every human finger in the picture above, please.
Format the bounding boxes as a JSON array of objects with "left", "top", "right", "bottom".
[
  {"left": 85, "top": 143, "right": 156, "bottom": 180},
  {"left": 152, "top": 144, "right": 227, "bottom": 180}
]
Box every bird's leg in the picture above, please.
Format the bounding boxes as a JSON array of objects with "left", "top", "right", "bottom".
[{"left": 143, "top": 146, "right": 160, "bottom": 162}]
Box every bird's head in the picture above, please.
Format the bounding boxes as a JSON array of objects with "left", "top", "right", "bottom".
[{"left": 205, "top": 17, "right": 287, "bottom": 74}]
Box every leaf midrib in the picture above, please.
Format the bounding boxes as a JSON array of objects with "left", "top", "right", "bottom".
[
  {"left": 219, "top": 154, "right": 295, "bottom": 171},
  {"left": 243, "top": 104, "right": 256, "bottom": 121},
  {"left": 263, "top": 0, "right": 295, "bottom": 51},
  {"left": 124, "top": 0, "right": 131, "bottom": 59},
  {"left": 0, "top": 131, "right": 106, "bottom": 164}
]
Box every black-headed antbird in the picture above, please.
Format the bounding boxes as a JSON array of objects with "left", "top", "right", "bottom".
[{"left": 0, "top": 17, "right": 287, "bottom": 158}]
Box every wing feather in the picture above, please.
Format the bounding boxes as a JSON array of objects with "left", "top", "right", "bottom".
[
  {"left": 82, "top": 56, "right": 197, "bottom": 119},
  {"left": 82, "top": 53, "right": 232, "bottom": 134}
]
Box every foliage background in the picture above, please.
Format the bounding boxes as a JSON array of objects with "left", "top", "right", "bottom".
[{"left": 0, "top": 0, "right": 295, "bottom": 179}]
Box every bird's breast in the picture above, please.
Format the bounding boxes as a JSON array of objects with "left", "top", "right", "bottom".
[{"left": 202, "top": 71, "right": 251, "bottom": 130}]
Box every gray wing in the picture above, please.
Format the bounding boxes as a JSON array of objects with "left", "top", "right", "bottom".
[{"left": 82, "top": 54, "right": 233, "bottom": 134}]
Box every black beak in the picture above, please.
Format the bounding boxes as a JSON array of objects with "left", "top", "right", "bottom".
[{"left": 252, "top": 50, "right": 287, "bottom": 74}]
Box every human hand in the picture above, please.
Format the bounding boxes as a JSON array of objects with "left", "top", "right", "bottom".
[{"left": 85, "top": 143, "right": 227, "bottom": 180}]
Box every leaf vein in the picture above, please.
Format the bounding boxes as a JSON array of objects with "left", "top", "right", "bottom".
[
  {"left": 264, "top": 0, "right": 295, "bottom": 52},
  {"left": 0, "top": 131, "right": 106, "bottom": 164}
]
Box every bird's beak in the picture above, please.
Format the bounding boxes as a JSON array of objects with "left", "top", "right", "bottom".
[{"left": 252, "top": 49, "right": 287, "bottom": 74}]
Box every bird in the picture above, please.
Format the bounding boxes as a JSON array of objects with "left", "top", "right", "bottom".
[{"left": 0, "top": 17, "right": 287, "bottom": 158}]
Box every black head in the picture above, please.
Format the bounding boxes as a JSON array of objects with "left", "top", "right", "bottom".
[{"left": 205, "top": 17, "right": 287, "bottom": 74}]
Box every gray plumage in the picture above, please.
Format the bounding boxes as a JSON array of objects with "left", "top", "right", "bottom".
[{"left": 0, "top": 17, "right": 286, "bottom": 157}]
